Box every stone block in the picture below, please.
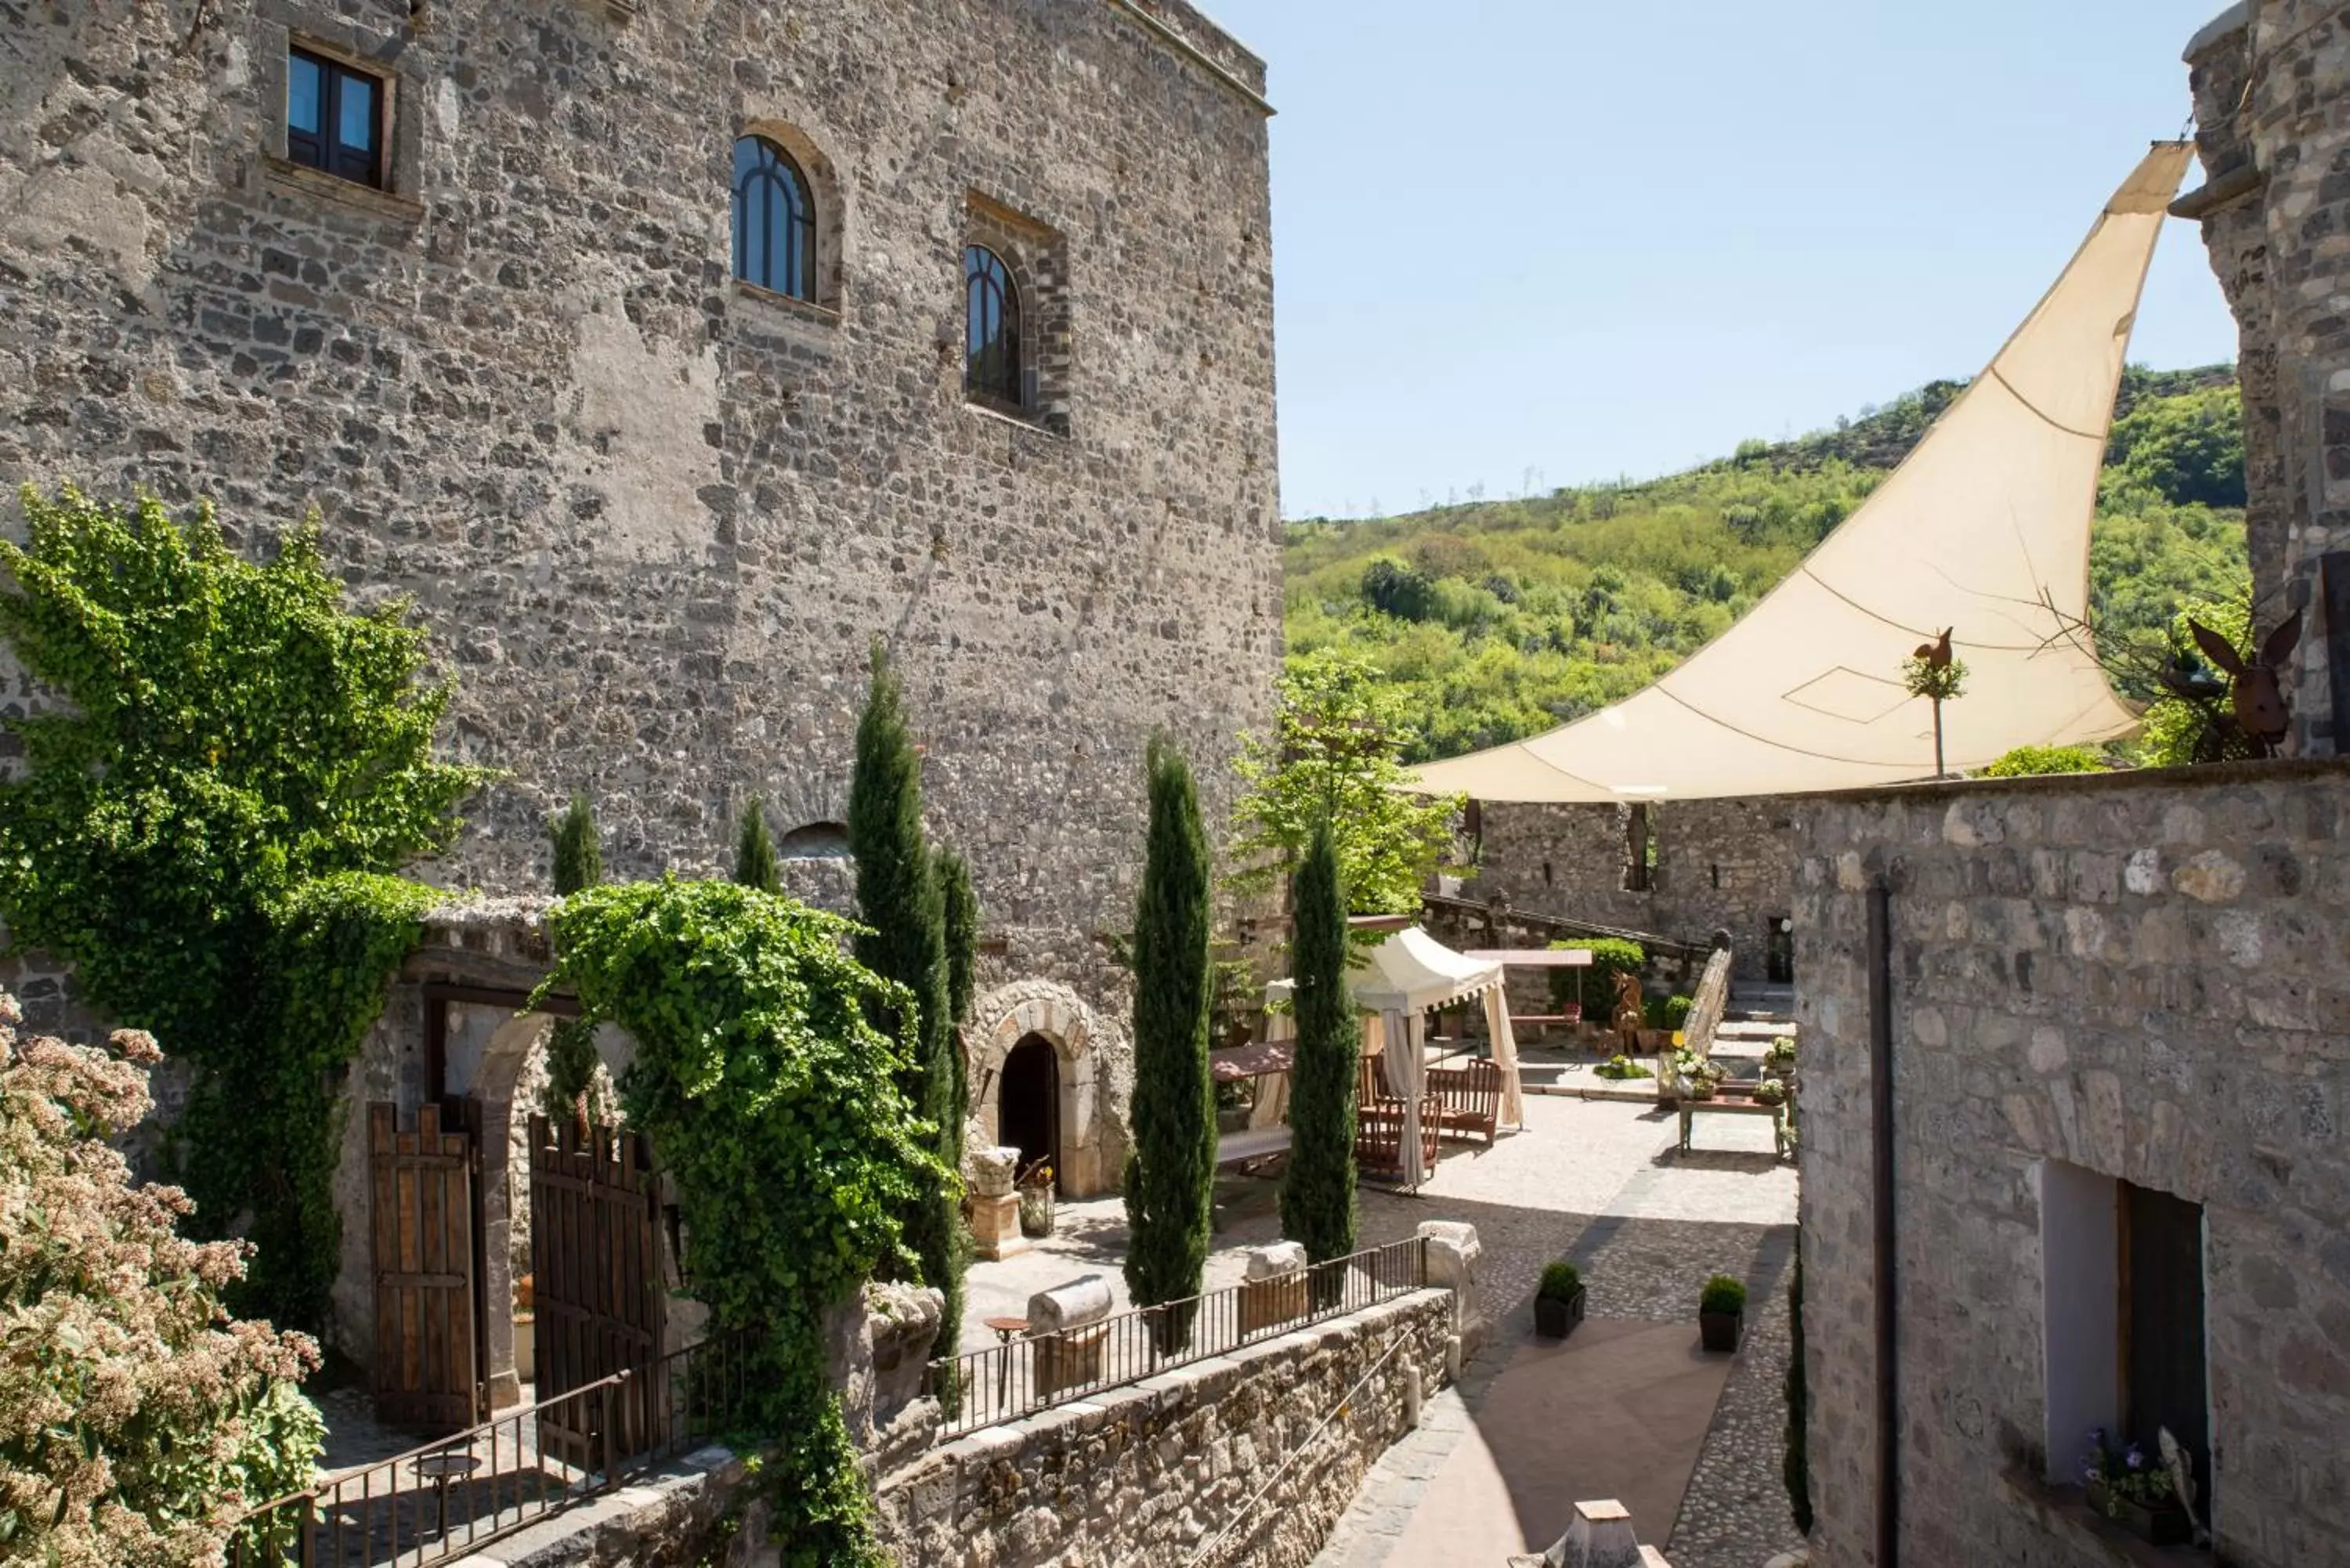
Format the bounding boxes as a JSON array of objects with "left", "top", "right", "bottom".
[
  {"left": 1027, "top": 1274, "right": 1112, "bottom": 1333},
  {"left": 967, "top": 1193, "right": 1026, "bottom": 1260},
  {"left": 966, "top": 1143, "right": 1020, "bottom": 1198},
  {"left": 1544, "top": 1498, "right": 1642, "bottom": 1568},
  {"left": 1238, "top": 1244, "right": 1309, "bottom": 1335},
  {"left": 1033, "top": 1322, "right": 1110, "bottom": 1400}
]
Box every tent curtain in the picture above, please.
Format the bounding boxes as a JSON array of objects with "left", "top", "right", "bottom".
[{"left": 1482, "top": 989, "right": 1526, "bottom": 1129}]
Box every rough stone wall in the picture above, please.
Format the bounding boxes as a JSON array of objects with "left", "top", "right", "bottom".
[
  {"left": 1793, "top": 761, "right": 2350, "bottom": 1568},
  {"left": 1475, "top": 797, "right": 1798, "bottom": 980},
  {"left": 0, "top": 0, "right": 1281, "bottom": 1158},
  {"left": 2184, "top": 2, "right": 2350, "bottom": 751},
  {"left": 873, "top": 1288, "right": 1455, "bottom": 1568}
]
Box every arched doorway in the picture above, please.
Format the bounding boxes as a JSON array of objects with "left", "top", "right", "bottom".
[{"left": 998, "top": 1033, "right": 1061, "bottom": 1194}]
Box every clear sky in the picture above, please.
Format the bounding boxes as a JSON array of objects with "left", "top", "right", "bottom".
[{"left": 1201, "top": 0, "right": 2245, "bottom": 520}]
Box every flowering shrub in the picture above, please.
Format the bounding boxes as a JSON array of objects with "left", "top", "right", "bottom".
[{"left": 0, "top": 990, "right": 323, "bottom": 1565}]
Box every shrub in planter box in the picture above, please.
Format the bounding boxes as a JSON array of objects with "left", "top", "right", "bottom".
[
  {"left": 1534, "top": 1260, "right": 1586, "bottom": 1338},
  {"left": 1699, "top": 1273, "right": 1745, "bottom": 1352},
  {"left": 2080, "top": 1430, "right": 2193, "bottom": 1545}
]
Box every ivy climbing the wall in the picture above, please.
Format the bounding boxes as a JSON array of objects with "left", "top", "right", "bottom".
[
  {"left": 533, "top": 878, "right": 946, "bottom": 1565},
  {"left": 0, "top": 486, "right": 487, "bottom": 1329}
]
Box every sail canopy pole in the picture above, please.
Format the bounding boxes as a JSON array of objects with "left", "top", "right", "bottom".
[{"left": 1409, "top": 142, "right": 2196, "bottom": 804}]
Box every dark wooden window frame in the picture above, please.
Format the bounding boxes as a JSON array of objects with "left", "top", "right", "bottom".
[
  {"left": 286, "top": 45, "right": 386, "bottom": 189},
  {"left": 964, "top": 243, "right": 1025, "bottom": 411}
]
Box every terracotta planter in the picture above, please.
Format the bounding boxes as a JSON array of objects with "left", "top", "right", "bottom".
[
  {"left": 1699, "top": 1308, "right": 1742, "bottom": 1353},
  {"left": 2087, "top": 1479, "right": 2190, "bottom": 1545},
  {"left": 1533, "top": 1287, "right": 1586, "bottom": 1339}
]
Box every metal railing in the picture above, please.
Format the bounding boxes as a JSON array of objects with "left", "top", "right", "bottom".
[
  {"left": 231, "top": 1332, "right": 750, "bottom": 1568},
  {"left": 927, "top": 1235, "right": 1429, "bottom": 1439}
]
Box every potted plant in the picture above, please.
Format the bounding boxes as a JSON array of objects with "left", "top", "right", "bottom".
[
  {"left": 1016, "top": 1158, "right": 1055, "bottom": 1237},
  {"left": 2081, "top": 1429, "right": 2192, "bottom": 1545},
  {"left": 1534, "top": 1260, "right": 1586, "bottom": 1338},
  {"left": 1673, "top": 1049, "right": 1724, "bottom": 1102},
  {"left": 1699, "top": 1273, "right": 1746, "bottom": 1352},
  {"left": 1752, "top": 1077, "right": 1789, "bottom": 1107},
  {"left": 1762, "top": 1037, "right": 1797, "bottom": 1078}
]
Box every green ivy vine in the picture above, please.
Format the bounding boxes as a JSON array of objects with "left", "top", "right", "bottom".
[
  {"left": 0, "top": 486, "right": 487, "bottom": 1328},
  {"left": 533, "top": 878, "right": 949, "bottom": 1566}
]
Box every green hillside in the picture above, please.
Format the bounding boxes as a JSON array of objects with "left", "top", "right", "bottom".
[{"left": 1284, "top": 367, "right": 2251, "bottom": 763}]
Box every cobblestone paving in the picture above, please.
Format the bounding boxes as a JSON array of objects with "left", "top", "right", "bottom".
[
  {"left": 1309, "top": 1097, "right": 1800, "bottom": 1566},
  {"left": 1665, "top": 1248, "right": 1805, "bottom": 1568}
]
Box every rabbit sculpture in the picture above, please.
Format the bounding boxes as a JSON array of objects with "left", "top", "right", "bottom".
[{"left": 2180, "top": 609, "right": 2301, "bottom": 759}]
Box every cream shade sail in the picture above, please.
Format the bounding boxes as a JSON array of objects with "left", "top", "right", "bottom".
[{"left": 1409, "top": 142, "right": 2194, "bottom": 804}]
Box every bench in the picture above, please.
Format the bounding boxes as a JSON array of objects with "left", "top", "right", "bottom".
[
  {"left": 1509, "top": 1004, "right": 1582, "bottom": 1040},
  {"left": 1426, "top": 1058, "right": 1502, "bottom": 1147},
  {"left": 1677, "top": 1094, "right": 1789, "bottom": 1158}
]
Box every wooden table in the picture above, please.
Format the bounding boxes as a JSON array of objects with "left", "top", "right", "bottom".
[
  {"left": 982, "top": 1316, "right": 1030, "bottom": 1408},
  {"left": 1677, "top": 1095, "right": 1788, "bottom": 1157}
]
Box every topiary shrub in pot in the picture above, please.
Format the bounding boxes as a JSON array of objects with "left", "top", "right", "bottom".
[
  {"left": 1534, "top": 1260, "right": 1586, "bottom": 1338},
  {"left": 1700, "top": 1273, "right": 1747, "bottom": 1352}
]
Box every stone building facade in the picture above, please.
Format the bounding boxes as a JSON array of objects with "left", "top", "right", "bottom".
[
  {"left": 0, "top": 1, "right": 1282, "bottom": 1200},
  {"left": 1793, "top": 761, "right": 2350, "bottom": 1567},
  {"left": 2181, "top": 2, "right": 2350, "bottom": 753},
  {"left": 1473, "top": 798, "right": 1799, "bottom": 982}
]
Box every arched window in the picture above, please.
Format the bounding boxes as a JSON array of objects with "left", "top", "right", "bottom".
[
  {"left": 733, "top": 136, "right": 815, "bottom": 300},
  {"left": 964, "top": 244, "right": 1021, "bottom": 406}
]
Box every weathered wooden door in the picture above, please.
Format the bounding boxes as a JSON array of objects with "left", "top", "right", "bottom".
[
  {"left": 528, "top": 1115, "right": 664, "bottom": 1468},
  {"left": 369, "top": 1102, "right": 479, "bottom": 1433}
]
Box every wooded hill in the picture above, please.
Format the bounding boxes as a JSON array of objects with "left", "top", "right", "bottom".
[{"left": 1284, "top": 366, "right": 2250, "bottom": 762}]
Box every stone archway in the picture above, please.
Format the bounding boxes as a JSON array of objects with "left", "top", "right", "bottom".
[{"left": 967, "top": 980, "right": 1118, "bottom": 1198}]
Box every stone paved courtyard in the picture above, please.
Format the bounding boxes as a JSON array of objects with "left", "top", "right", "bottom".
[{"left": 958, "top": 1091, "right": 1803, "bottom": 1566}]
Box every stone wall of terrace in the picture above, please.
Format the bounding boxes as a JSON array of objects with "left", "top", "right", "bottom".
[{"left": 873, "top": 1288, "right": 1456, "bottom": 1567}]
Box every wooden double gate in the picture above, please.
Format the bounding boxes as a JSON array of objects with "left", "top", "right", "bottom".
[
  {"left": 527, "top": 1114, "right": 665, "bottom": 1464},
  {"left": 368, "top": 1101, "right": 664, "bottom": 1451}
]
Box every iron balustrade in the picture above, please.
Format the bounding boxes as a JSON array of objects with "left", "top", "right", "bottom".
[
  {"left": 927, "top": 1234, "right": 1430, "bottom": 1438},
  {"left": 230, "top": 1331, "right": 749, "bottom": 1568}
]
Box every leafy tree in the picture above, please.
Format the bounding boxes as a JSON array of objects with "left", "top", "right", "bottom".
[
  {"left": 537, "top": 880, "right": 942, "bottom": 1566},
  {"left": 1360, "top": 556, "right": 1438, "bottom": 621},
  {"left": 733, "top": 796, "right": 781, "bottom": 893},
  {"left": 845, "top": 645, "right": 960, "bottom": 1357},
  {"left": 0, "top": 989, "right": 324, "bottom": 1566},
  {"left": 1981, "top": 744, "right": 2105, "bottom": 778},
  {"left": 541, "top": 795, "right": 610, "bottom": 1127},
  {"left": 2105, "top": 384, "right": 2247, "bottom": 509},
  {"left": 1553, "top": 936, "right": 1645, "bottom": 1014},
  {"left": 1278, "top": 814, "right": 1356, "bottom": 1290},
  {"left": 1124, "top": 736, "right": 1216, "bottom": 1347},
  {"left": 1229, "top": 649, "right": 1463, "bottom": 919},
  {"left": 0, "top": 487, "right": 486, "bottom": 1328}
]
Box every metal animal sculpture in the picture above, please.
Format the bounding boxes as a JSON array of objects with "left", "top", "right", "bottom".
[
  {"left": 2180, "top": 609, "right": 2301, "bottom": 758},
  {"left": 1912, "top": 627, "right": 1954, "bottom": 670},
  {"left": 2158, "top": 1428, "right": 2210, "bottom": 1548}
]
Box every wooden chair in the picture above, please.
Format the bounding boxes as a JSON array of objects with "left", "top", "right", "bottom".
[
  {"left": 1354, "top": 1095, "right": 1442, "bottom": 1178},
  {"left": 1427, "top": 1058, "right": 1502, "bottom": 1147}
]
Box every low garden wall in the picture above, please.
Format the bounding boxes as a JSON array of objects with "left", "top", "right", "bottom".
[{"left": 873, "top": 1287, "right": 1456, "bottom": 1567}]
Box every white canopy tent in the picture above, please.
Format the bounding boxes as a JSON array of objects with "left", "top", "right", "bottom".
[
  {"left": 1266, "top": 926, "right": 1525, "bottom": 1188},
  {"left": 1407, "top": 142, "right": 2195, "bottom": 804}
]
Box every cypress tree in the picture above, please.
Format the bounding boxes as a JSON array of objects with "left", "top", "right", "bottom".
[
  {"left": 542, "top": 795, "right": 607, "bottom": 1126},
  {"left": 1280, "top": 811, "right": 1357, "bottom": 1290},
  {"left": 1123, "top": 735, "right": 1215, "bottom": 1349},
  {"left": 936, "top": 845, "right": 978, "bottom": 1137},
  {"left": 733, "top": 796, "right": 780, "bottom": 893},
  {"left": 847, "top": 645, "right": 961, "bottom": 1354}
]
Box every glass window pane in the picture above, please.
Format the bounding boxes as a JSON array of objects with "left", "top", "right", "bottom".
[
  {"left": 338, "top": 71, "right": 376, "bottom": 153},
  {"left": 288, "top": 54, "right": 323, "bottom": 134}
]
